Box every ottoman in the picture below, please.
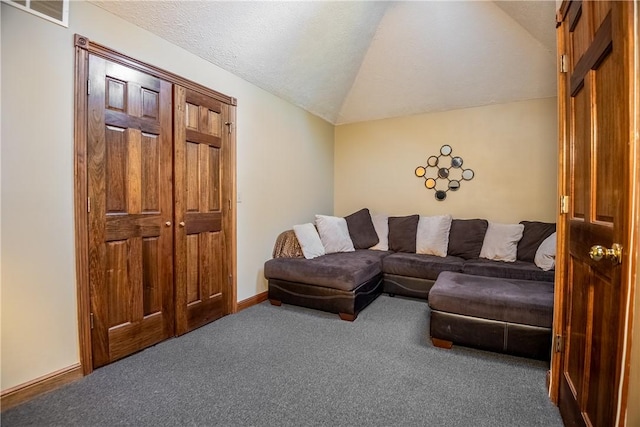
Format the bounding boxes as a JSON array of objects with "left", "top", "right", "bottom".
[{"left": 428, "top": 271, "right": 554, "bottom": 360}]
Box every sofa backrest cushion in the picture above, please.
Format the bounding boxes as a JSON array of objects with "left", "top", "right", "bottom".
[
  {"left": 534, "top": 232, "right": 557, "bottom": 271},
  {"left": 447, "top": 219, "right": 489, "bottom": 259},
  {"left": 344, "top": 208, "right": 380, "bottom": 249},
  {"left": 479, "top": 222, "right": 525, "bottom": 262},
  {"left": 416, "top": 214, "right": 452, "bottom": 257},
  {"left": 517, "top": 221, "right": 556, "bottom": 262},
  {"left": 315, "top": 215, "right": 355, "bottom": 254},
  {"left": 293, "top": 224, "right": 326, "bottom": 259},
  {"left": 388, "top": 215, "right": 419, "bottom": 253},
  {"left": 370, "top": 213, "right": 389, "bottom": 251}
]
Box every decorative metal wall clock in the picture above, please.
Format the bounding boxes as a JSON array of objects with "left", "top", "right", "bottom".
[{"left": 415, "top": 145, "right": 474, "bottom": 201}]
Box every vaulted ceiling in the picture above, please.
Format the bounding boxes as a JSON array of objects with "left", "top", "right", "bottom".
[{"left": 91, "top": 1, "right": 558, "bottom": 125}]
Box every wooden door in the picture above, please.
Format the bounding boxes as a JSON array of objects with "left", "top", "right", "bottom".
[
  {"left": 557, "top": 1, "right": 632, "bottom": 425},
  {"left": 87, "top": 55, "right": 174, "bottom": 368},
  {"left": 174, "top": 85, "right": 231, "bottom": 335}
]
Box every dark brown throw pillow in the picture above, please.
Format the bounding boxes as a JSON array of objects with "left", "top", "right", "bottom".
[
  {"left": 344, "top": 208, "right": 379, "bottom": 249},
  {"left": 388, "top": 215, "right": 419, "bottom": 253},
  {"left": 447, "top": 219, "right": 489, "bottom": 259},
  {"left": 517, "top": 221, "right": 556, "bottom": 262}
]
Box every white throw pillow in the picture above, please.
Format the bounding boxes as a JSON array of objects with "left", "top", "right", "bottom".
[
  {"left": 314, "top": 215, "right": 355, "bottom": 254},
  {"left": 293, "top": 223, "right": 326, "bottom": 259},
  {"left": 370, "top": 213, "right": 389, "bottom": 251},
  {"left": 479, "top": 222, "right": 525, "bottom": 262},
  {"left": 416, "top": 214, "right": 452, "bottom": 257},
  {"left": 535, "top": 232, "right": 557, "bottom": 271}
]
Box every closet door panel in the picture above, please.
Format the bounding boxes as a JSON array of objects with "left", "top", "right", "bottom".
[
  {"left": 88, "top": 55, "right": 174, "bottom": 368},
  {"left": 186, "top": 234, "right": 200, "bottom": 304},
  {"left": 141, "top": 134, "right": 160, "bottom": 212},
  {"left": 174, "top": 85, "right": 230, "bottom": 335},
  {"left": 142, "top": 237, "right": 161, "bottom": 316}
]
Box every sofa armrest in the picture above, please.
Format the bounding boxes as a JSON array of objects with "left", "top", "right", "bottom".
[{"left": 272, "top": 230, "right": 304, "bottom": 259}]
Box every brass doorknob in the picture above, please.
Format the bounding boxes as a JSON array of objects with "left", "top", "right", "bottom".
[
  {"left": 179, "top": 222, "right": 185, "bottom": 227},
  {"left": 589, "top": 243, "right": 622, "bottom": 264},
  {"left": 165, "top": 221, "right": 172, "bottom": 227}
]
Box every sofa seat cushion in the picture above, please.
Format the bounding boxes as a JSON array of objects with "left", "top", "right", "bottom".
[
  {"left": 429, "top": 272, "right": 554, "bottom": 328},
  {"left": 264, "top": 250, "right": 389, "bottom": 292},
  {"left": 382, "top": 253, "right": 465, "bottom": 280},
  {"left": 462, "top": 259, "right": 554, "bottom": 282}
]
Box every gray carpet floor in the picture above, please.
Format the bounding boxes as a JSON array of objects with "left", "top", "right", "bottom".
[{"left": 2, "top": 295, "right": 563, "bottom": 426}]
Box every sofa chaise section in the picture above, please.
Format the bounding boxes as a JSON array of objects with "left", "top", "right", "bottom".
[{"left": 264, "top": 250, "right": 389, "bottom": 321}]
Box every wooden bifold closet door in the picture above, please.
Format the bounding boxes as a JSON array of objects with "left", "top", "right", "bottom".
[
  {"left": 174, "top": 86, "right": 231, "bottom": 335},
  {"left": 87, "top": 55, "right": 175, "bottom": 368},
  {"left": 86, "top": 53, "right": 233, "bottom": 368}
]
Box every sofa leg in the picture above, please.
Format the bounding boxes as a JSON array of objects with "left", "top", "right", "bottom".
[
  {"left": 338, "top": 312, "right": 356, "bottom": 322},
  {"left": 388, "top": 293, "right": 395, "bottom": 297},
  {"left": 269, "top": 299, "right": 282, "bottom": 306},
  {"left": 431, "top": 337, "right": 453, "bottom": 349}
]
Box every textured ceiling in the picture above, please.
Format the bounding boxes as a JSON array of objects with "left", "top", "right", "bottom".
[{"left": 91, "top": 1, "right": 558, "bottom": 125}]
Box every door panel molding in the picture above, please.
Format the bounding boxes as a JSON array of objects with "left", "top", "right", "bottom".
[
  {"left": 74, "top": 34, "right": 237, "bottom": 375},
  {"left": 570, "top": 11, "right": 612, "bottom": 95},
  {"left": 74, "top": 38, "right": 92, "bottom": 376},
  {"left": 550, "top": 3, "right": 569, "bottom": 404}
]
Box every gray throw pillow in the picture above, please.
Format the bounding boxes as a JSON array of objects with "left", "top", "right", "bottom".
[
  {"left": 344, "top": 208, "right": 379, "bottom": 249},
  {"left": 447, "top": 219, "right": 489, "bottom": 259},
  {"left": 388, "top": 215, "right": 419, "bottom": 253},
  {"left": 517, "top": 221, "right": 556, "bottom": 262}
]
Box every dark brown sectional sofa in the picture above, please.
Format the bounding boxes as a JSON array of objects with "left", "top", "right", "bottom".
[{"left": 264, "top": 216, "right": 556, "bottom": 359}]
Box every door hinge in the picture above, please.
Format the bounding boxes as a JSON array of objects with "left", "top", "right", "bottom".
[
  {"left": 225, "top": 121, "right": 233, "bottom": 135},
  {"left": 90, "top": 313, "right": 94, "bottom": 329},
  {"left": 87, "top": 79, "right": 91, "bottom": 95},
  {"left": 560, "top": 195, "right": 569, "bottom": 214},
  {"left": 87, "top": 197, "right": 91, "bottom": 213},
  {"left": 554, "top": 334, "right": 564, "bottom": 353},
  {"left": 560, "top": 55, "right": 568, "bottom": 73}
]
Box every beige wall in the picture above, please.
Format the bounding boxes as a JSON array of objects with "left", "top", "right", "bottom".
[
  {"left": 335, "top": 98, "right": 557, "bottom": 223},
  {"left": 0, "top": 2, "right": 334, "bottom": 391}
]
